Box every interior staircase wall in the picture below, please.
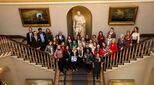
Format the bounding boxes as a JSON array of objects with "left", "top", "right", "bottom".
[
  {"left": 0, "top": 2, "right": 154, "bottom": 37},
  {"left": 104, "top": 55, "right": 154, "bottom": 85},
  {"left": 0, "top": 56, "right": 54, "bottom": 85}
]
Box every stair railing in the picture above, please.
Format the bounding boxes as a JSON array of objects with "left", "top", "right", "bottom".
[
  {"left": 54, "top": 61, "right": 60, "bottom": 85},
  {"left": 103, "top": 38, "right": 153, "bottom": 71},
  {"left": 0, "top": 36, "right": 56, "bottom": 69}
]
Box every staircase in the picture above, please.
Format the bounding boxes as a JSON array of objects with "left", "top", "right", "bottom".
[
  {"left": 0, "top": 35, "right": 153, "bottom": 85},
  {"left": 58, "top": 68, "right": 102, "bottom": 85}
]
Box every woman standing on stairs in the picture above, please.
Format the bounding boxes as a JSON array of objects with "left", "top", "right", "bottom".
[
  {"left": 63, "top": 45, "right": 72, "bottom": 70},
  {"left": 131, "top": 26, "right": 140, "bottom": 44},
  {"left": 54, "top": 45, "right": 64, "bottom": 73},
  {"left": 71, "top": 47, "right": 79, "bottom": 72},
  {"left": 93, "top": 53, "right": 103, "bottom": 80}
]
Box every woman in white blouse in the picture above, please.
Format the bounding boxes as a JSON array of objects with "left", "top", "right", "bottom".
[{"left": 131, "top": 26, "right": 140, "bottom": 44}]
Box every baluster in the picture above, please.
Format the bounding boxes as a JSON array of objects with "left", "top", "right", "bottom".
[
  {"left": 141, "top": 42, "right": 146, "bottom": 57},
  {"left": 5, "top": 37, "right": 8, "bottom": 52},
  {"left": 30, "top": 48, "right": 35, "bottom": 62},
  {"left": 5, "top": 38, "right": 9, "bottom": 52},
  {"left": 118, "top": 50, "right": 122, "bottom": 64},
  {"left": 43, "top": 53, "right": 47, "bottom": 67},
  {"left": 106, "top": 55, "right": 110, "bottom": 69},
  {"left": 137, "top": 43, "right": 142, "bottom": 58},
  {"left": 109, "top": 54, "right": 113, "bottom": 68},
  {"left": 12, "top": 42, "right": 17, "bottom": 56},
  {"left": 124, "top": 48, "right": 129, "bottom": 62},
  {"left": 115, "top": 52, "right": 119, "bottom": 66},
  {"left": 2, "top": 37, "right": 6, "bottom": 52},
  {"left": 0, "top": 37, "right": 2, "bottom": 53},
  {"left": 34, "top": 50, "right": 38, "bottom": 64},
  {"left": 40, "top": 52, "right": 45, "bottom": 67},
  {"left": 144, "top": 41, "right": 149, "bottom": 55},
  {"left": 113, "top": 53, "right": 116, "bottom": 66},
  {"left": 46, "top": 54, "right": 50, "bottom": 69},
  {"left": 27, "top": 47, "right": 32, "bottom": 61},
  {"left": 20, "top": 45, "right": 25, "bottom": 59},
  {"left": 23, "top": 46, "right": 28, "bottom": 60},
  {"left": 37, "top": 51, "right": 41, "bottom": 64},
  {"left": 128, "top": 46, "right": 132, "bottom": 62},
  {"left": 130, "top": 44, "right": 136, "bottom": 60},
  {"left": 147, "top": 40, "right": 153, "bottom": 55},
  {"left": 4, "top": 38, "right": 7, "bottom": 52},
  {"left": 103, "top": 56, "right": 107, "bottom": 71},
  {"left": 19, "top": 44, "right": 23, "bottom": 58},
  {"left": 122, "top": 49, "right": 126, "bottom": 63},
  {"left": 16, "top": 44, "right": 20, "bottom": 58},
  {"left": 1, "top": 37, "right": 5, "bottom": 53},
  {"left": 52, "top": 56, "right": 56, "bottom": 70}
]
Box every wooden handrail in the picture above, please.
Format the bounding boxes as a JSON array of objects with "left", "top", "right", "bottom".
[
  {"left": 0, "top": 35, "right": 56, "bottom": 69},
  {"left": 103, "top": 38, "right": 153, "bottom": 71}
]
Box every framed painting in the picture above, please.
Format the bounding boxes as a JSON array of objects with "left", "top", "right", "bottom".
[
  {"left": 108, "top": 6, "right": 138, "bottom": 25},
  {"left": 0, "top": 80, "right": 7, "bottom": 85},
  {"left": 26, "top": 79, "right": 53, "bottom": 85},
  {"left": 109, "top": 79, "right": 135, "bottom": 85},
  {"left": 19, "top": 8, "right": 51, "bottom": 27}
]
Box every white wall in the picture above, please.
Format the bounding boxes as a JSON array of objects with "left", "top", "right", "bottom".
[
  {"left": 0, "top": 56, "right": 54, "bottom": 85},
  {"left": 0, "top": 2, "right": 154, "bottom": 37}
]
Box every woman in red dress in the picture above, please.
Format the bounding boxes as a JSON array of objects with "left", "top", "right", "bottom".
[
  {"left": 97, "top": 31, "right": 105, "bottom": 46},
  {"left": 110, "top": 38, "right": 118, "bottom": 60}
]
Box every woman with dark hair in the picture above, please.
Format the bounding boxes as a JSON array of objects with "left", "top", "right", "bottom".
[
  {"left": 66, "top": 35, "right": 72, "bottom": 47},
  {"left": 85, "top": 34, "right": 90, "bottom": 43},
  {"left": 84, "top": 48, "right": 93, "bottom": 72},
  {"left": 94, "top": 44, "right": 104, "bottom": 57},
  {"left": 63, "top": 45, "right": 72, "bottom": 70},
  {"left": 53, "top": 37, "right": 58, "bottom": 52},
  {"left": 125, "top": 30, "right": 132, "bottom": 47},
  {"left": 46, "top": 28, "right": 53, "bottom": 42},
  {"left": 93, "top": 53, "right": 103, "bottom": 80},
  {"left": 98, "top": 31, "right": 105, "bottom": 46},
  {"left": 92, "top": 34, "right": 97, "bottom": 43},
  {"left": 45, "top": 41, "right": 54, "bottom": 57},
  {"left": 131, "top": 26, "right": 140, "bottom": 44}
]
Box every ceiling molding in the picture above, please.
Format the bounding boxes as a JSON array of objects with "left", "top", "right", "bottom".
[{"left": 0, "top": 0, "right": 154, "bottom": 5}]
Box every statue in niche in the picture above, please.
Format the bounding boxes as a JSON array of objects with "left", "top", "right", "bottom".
[{"left": 73, "top": 11, "right": 86, "bottom": 37}]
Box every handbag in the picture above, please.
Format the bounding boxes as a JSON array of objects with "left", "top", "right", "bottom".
[{"left": 71, "top": 56, "right": 77, "bottom": 62}]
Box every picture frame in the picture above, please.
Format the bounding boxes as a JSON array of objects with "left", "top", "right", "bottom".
[
  {"left": 109, "top": 79, "right": 135, "bottom": 85},
  {"left": 19, "top": 8, "right": 51, "bottom": 27},
  {"left": 26, "top": 79, "right": 53, "bottom": 85},
  {"left": 108, "top": 6, "right": 138, "bottom": 25}
]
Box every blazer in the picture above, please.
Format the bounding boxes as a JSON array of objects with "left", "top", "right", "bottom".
[
  {"left": 37, "top": 32, "right": 48, "bottom": 44},
  {"left": 31, "top": 36, "right": 40, "bottom": 48},
  {"left": 26, "top": 32, "right": 33, "bottom": 45}
]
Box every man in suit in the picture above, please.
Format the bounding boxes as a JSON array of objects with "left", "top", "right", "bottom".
[
  {"left": 26, "top": 27, "right": 33, "bottom": 46},
  {"left": 58, "top": 31, "right": 65, "bottom": 44},
  {"left": 37, "top": 28, "right": 47, "bottom": 51}
]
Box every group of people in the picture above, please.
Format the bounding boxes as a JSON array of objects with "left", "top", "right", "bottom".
[{"left": 26, "top": 26, "right": 140, "bottom": 79}]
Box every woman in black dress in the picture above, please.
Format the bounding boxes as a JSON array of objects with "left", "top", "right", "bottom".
[
  {"left": 93, "top": 53, "right": 103, "bottom": 80},
  {"left": 63, "top": 45, "right": 72, "bottom": 70}
]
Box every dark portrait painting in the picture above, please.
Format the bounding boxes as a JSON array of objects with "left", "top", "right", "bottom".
[
  {"left": 108, "top": 7, "right": 138, "bottom": 25},
  {"left": 19, "top": 8, "right": 51, "bottom": 27}
]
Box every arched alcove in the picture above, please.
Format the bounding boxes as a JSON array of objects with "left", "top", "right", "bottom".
[{"left": 67, "top": 6, "right": 92, "bottom": 37}]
